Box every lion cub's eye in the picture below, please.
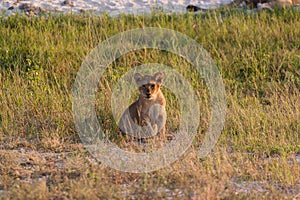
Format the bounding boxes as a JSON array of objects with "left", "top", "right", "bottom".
[
  {"left": 142, "top": 85, "right": 146, "bottom": 88},
  {"left": 150, "top": 84, "right": 155, "bottom": 89}
]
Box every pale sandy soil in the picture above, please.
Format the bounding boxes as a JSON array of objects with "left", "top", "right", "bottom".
[{"left": 0, "top": 0, "right": 233, "bottom": 15}]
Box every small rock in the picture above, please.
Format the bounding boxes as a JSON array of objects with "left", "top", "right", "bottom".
[
  {"left": 62, "top": 0, "right": 75, "bottom": 7},
  {"left": 186, "top": 5, "right": 207, "bottom": 12},
  {"left": 19, "top": 2, "right": 32, "bottom": 11},
  {"left": 257, "top": 3, "right": 273, "bottom": 11}
]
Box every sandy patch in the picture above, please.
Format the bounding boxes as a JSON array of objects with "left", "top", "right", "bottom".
[{"left": 0, "top": 0, "right": 233, "bottom": 16}]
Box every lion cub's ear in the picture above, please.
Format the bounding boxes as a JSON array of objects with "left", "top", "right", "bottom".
[
  {"left": 134, "top": 73, "right": 144, "bottom": 84},
  {"left": 154, "top": 72, "right": 164, "bottom": 84}
]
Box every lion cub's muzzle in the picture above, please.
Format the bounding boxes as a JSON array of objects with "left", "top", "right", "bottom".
[{"left": 140, "top": 83, "right": 157, "bottom": 99}]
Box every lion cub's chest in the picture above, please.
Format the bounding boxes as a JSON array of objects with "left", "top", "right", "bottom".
[{"left": 130, "top": 95, "right": 165, "bottom": 126}]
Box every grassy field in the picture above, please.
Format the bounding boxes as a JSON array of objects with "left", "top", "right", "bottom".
[{"left": 0, "top": 8, "right": 299, "bottom": 199}]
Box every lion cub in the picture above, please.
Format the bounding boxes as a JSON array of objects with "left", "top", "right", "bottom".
[{"left": 118, "top": 72, "right": 166, "bottom": 139}]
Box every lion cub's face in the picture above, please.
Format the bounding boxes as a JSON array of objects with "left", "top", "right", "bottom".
[{"left": 134, "top": 72, "right": 164, "bottom": 100}]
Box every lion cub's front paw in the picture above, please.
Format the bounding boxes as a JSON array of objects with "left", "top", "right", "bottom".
[{"left": 152, "top": 124, "right": 158, "bottom": 135}]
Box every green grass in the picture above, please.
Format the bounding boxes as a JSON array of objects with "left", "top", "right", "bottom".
[{"left": 0, "top": 8, "right": 299, "bottom": 199}]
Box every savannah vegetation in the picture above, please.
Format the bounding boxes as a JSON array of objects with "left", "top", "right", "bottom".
[{"left": 0, "top": 8, "right": 299, "bottom": 199}]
